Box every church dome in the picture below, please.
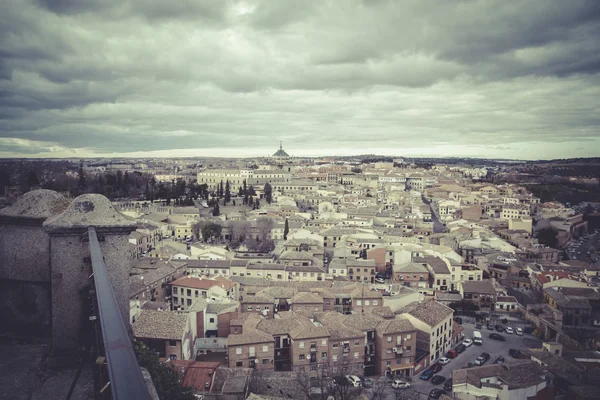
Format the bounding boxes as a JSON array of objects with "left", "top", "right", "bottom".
[{"left": 272, "top": 142, "right": 290, "bottom": 158}]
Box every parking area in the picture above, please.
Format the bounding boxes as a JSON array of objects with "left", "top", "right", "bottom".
[{"left": 397, "top": 321, "right": 542, "bottom": 397}]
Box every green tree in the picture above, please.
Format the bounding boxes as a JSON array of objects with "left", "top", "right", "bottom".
[
  {"left": 27, "top": 169, "right": 40, "bottom": 189},
  {"left": 264, "top": 182, "right": 273, "bottom": 204},
  {"left": 77, "top": 163, "right": 86, "bottom": 194},
  {"left": 243, "top": 180, "right": 248, "bottom": 205},
  {"left": 248, "top": 196, "right": 254, "bottom": 207},
  {"left": 218, "top": 180, "right": 224, "bottom": 198},
  {"left": 212, "top": 203, "right": 220, "bottom": 216},
  {"left": 284, "top": 218, "right": 289, "bottom": 240},
  {"left": 248, "top": 185, "right": 256, "bottom": 196},
  {"left": 224, "top": 180, "right": 231, "bottom": 205},
  {"left": 201, "top": 222, "right": 222, "bottom": 242},
  {"left": 537, "top": 228, "right": 559, "bottom": 248},
  {"left": 255, "top": 199, "right": 260, "bottom": 209},
  {"left": 135, "top": 342, "right": 195, "bottom": 400}
]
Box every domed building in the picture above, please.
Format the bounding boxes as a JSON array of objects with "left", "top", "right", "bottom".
[{"left": 271, "top": 141, "right": 290, "bottom": 160}]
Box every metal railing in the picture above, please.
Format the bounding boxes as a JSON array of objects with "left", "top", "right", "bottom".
[{"left": 88, "top": 227, "right": 151, "bottom": 399}]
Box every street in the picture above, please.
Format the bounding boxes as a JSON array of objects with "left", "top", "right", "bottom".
[
  {"left": 370, "top": 320, "right": 542, "bottom": 399},
  {"left": 422, "top": 196, "right": 445, "bottom": 234}
]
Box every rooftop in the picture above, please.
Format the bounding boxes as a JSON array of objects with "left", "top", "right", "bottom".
[
  {"left": 401, "top": 299, "right": 454, "bottom": 327},
  {"left": 132, "top": 309, "right": 188, "bottom": 340},
  {"left": 461, "top": 280, "right": 496, "bottom": 295}
]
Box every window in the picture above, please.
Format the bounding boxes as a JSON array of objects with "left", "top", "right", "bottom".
[
  {"left": 187, "top": 299, "right": 192, "bottom": 306},
  {"left": 405, "top": 345, "right": 411, "bottom": 351},
  {"left": 263, "top": 345, "right": 269, "bottom": 352},
  {"left": 170, "top": 354, "right": 177, "bottom": 360},
  {"left": 195, "top": 290, "right": 199, "bottom": 297},
  {"left": 249, "top": 347, "right": 255, "bottom": 357},
  {"left": 262, "top": 359, "right": 269, "bottom": 365},
  {"left": 332, "top": 343, "right": 338, "bottom": 348},
  {"left": 322, "top": 339, "right": 327, "bottom": 346},
  {"left": 202, "top": 291, "right": 207, "bottom": 297},
  {"left": 354, "top": 352, "right": 359, "bottom": 358},
  {"left": 187, "top": 289, "right": 191, "bottom": 296},
  {"left": 169, "top": 340, "right": 177, "bottom": 347},
  {"left": 373, "top": 300, "right": 378, "bottom": 305},
  {"left": 209, "top": 318, "right": 215, "bottom": 323},
  {"left": 247, "top": 306, "right": 252, "bottom": 311},
  {"left": 332, "top": 355, "right": 338, "bottom": 361},
  {"left": 365, "top": 300, "right": 370, "bottom": 306},
  {"left": 299, "top": 355, "right": 305, "bottom": 360},
  {"left": 233, "top": 328, "right": 239, "bottom": 334},
  {"left": 354, "top": 340, "right": 360, "bottom": 346},
  {"left": 396, "top": 336, "right": 402, "bottom": 345},
  {"left": 356, "top": 300, "right": 362, "bottom": 306},
  {"left": 387, "top": 336, "right": 392, "bottom": 342},
  {"left": 236, "top": 347, "right": 242, "bottom": 355},
  {"left": 322, "top": 352, "right": 327, "bottom": 358},
  {"left": 236, "top": 361, "right": 243, "bottom": 367},
  {"left": 173, "top": 287, "right": 178, "bottom": 294},
  {"left": 386, "top": 361, "right": 391, "bottom": 366},
  {"left": 299, "top": 342, "right": 305, "bottom": 349},
  {"left": 405, "top": 334, "right": 412, "bottom": 340}
]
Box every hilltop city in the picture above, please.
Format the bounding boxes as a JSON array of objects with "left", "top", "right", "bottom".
[{"left": 1, "top": 144, "right": 600, "bottom": 400}]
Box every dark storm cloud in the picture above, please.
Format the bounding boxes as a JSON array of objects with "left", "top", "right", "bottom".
[{"left": 0, "top": 0, "right": 599, "bottom": 158}]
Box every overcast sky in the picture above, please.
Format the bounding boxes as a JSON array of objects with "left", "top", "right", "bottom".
[{"left": 1, "top": 0, "right": 599, "bottom": 160}]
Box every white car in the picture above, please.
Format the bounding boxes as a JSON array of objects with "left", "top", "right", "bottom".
[
  {"left": 463, "top": 339, "right": 473, "bottom": 347},
  {"left": 438, "top": 357, "right": 451, "bottom": 365},
  {"left": 505, "top": 327, "right": 514, "bottom": 334},
  {"left": 516, "top": 327, "right": 523, "bottom": 336},
  {"left": 346, "top": 375, "right": 362, "bottom": 387},
  {"left": 392, "top": 379, "right": 410, "bottom": 389}
]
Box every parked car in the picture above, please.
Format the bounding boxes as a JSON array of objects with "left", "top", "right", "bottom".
[
  {"left": 428, "top": 389, "right": 447, "bottom": 399},
  {"left": 420, "top": 369, "right": 434, "bottom": 380},
  {"left": 463, "top": 339, "right": 473, "bottom": 347},
  {"left": 505, "top": 327, "right": 514, "bottom": 334},
  {"left": 475, "top": 352, "right": 490, "bottom": 365},
  {"left": 493, "top": 356, "right": 505, "bottom": 364},
  {"left": 360, "top": 377, "right": 373, "bottom": 388},
  {"left": 454, "top": 317, "right": 463, "bottom": 324},
  {"left": 431, "top": 375, "right": 446, "bottom": 385},
  {"left": 438, "top": 357, "right": 451, "bottom": 365},
  {"left": 374, "top": 278, "right": 385, "bottom": 284},
  {"left": 456, "top": 344, "right": 466, "bottom": 353},
  {"left": 489, "top": 333, "right": 506, "bottom": 341},
  {"left": 430, "top": 363, "right": 443, "bottom": 373},
  {"left": 509, "top": 349, "right": 525, "bottom": 358},
  {"left": 487, "top": 323, "right": 495, "bottom": 331},
  {"left": 495, "top": 325, "right": 504, "bottom": 332},
  {"left": 475, "top": 323, "right": 483, "bottom": 329},
  {"left": 346, "top": 375, "right": 362, "bottom": 387},
  {"left": 444, "top": 378, "right": 453, "bottom": 391},
  {"left": 446, "top": 349, "right": 458, "bottom": 359},
  {"left": 516, "top": 327, "right": 523, "bottom": 336},
  {"left": 391, "top": 379, "right": 410, "bottom": 389}
]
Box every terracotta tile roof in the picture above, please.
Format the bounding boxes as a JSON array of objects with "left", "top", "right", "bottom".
[
  {"left": 133, "top": 310, "right": 188, "bottom": 340},
  {"left": 291, "top": 292, "right": 323, "bottom": 304},
  {"left": 401, "top": 299, "right": 454, "bottom": 327},
  {"left": 376, "top": 317, "right": 416, "bottom": 334},
  {"left": 170, "top": 276, "right": 236, "bottom": 290},
  {"left": 169, "top": 361, "right": 221, "bottom": 393},
  {"left": 228, "top": 329, "right": 273, "bottom": 346}
]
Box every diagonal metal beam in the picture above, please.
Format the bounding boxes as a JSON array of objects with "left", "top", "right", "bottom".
[{"left": 88, "top": 227, "right": 150, "bottom": 399}]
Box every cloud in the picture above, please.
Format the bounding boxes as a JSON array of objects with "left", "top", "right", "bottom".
[{"left": 0, "top": 0, "right": 599, "bottom": 159}]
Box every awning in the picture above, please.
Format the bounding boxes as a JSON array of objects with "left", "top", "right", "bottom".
[{"left": 388, "top": 364, "right": 413, "bottom": 371}]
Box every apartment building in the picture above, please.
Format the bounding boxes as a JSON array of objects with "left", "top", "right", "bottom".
[
  {"left": 290, "top": 292, "right": 324, "bottom": 314},
  {"left": 450, "top": 263, "right": 483, "bottom": 291},
  {"left": 375, "top": 318, "right": 418, "bottom": 377},
  {"left": 170, "top": 276, "right": 237, "bottom": 310},
  {"left": 392, "top": 262, "right": 429, "bottom": 290},
  {"left": 414, "top": 256, "right": 452, "bottom": 292},
  {"left": 228, "top": 328, "right": 275, "bottom": 370},
  {"left": 400, "top": 300, "right": 454, "bottom": 363},
  {"left": 347, "top": 259, "right": 377, "bottom": 283},
  {"left": 460, "top": 280, "right": 498, "bottom": 311}
]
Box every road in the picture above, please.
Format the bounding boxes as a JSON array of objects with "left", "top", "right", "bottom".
[
  {"left": 422, "top": 196, "right": 445, "bottom": 234},
  {"left": 566, "top": 231, "right": 599, "bottom": 264},
  {"left": 371, "top": 321, "right": 542, "bottom": 400}
]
